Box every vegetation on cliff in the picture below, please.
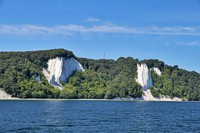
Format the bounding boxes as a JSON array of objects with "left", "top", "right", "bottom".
[{"left": 0, "top": 49, "right": 200, "bottom": 100}]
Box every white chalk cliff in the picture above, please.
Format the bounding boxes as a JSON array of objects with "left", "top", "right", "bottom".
[
  {"left": 43, "top": 57, "right": 84, "bottom": 90},
  {"left": 135, "top": 63, "right": 155, "bottom": 100},
  {"left": 151, "top": 67, "right": 162, "bottom": 76},
  {"left": 136, "top": 63, "right": 153, "bottom": 91},
  {"left": 136, "top": 64, "right": 181, "bottom": 101},
  {"left": 0, "top": 89, "right": 14, "bottom": 99}
]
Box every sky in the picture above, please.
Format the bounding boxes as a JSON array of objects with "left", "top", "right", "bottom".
[{"left": 0, "top": 0, "right": 200, "bottom": 72}]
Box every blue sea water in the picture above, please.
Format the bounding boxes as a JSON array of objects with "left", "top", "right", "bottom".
[{"left": 0, "top": 100, "right": 200, "bottom": 133}]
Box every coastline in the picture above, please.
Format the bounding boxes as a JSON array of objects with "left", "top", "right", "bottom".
[
  {"left": 0, "top": 89, "right": 18, "bottom": 100},
  {"left": 0, "top": 89, "right": 187, "bottom": 102},
  {"left": 0, "top": 98, "right": 188, "bottom": 102}
]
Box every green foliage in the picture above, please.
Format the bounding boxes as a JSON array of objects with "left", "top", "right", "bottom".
[
  {"left": 0, "top": 49, "right": 72, "bottom": 98},
  {"left": 150, "top": 87, "right": 160, "bottom": 98},
  {"left": 1, "top": 49, "right": 200, "bottom": 101},
  {"left": 65, "top": 57, "right": 142, "bottom": 99},
  {"left": 142, "top": 59, "right": 165, "bottom": 71},
  {"left": 150, "top": 62, "right": 200, "bottom": 101}
]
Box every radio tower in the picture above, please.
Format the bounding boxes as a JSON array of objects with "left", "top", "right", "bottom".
[{"left": 104, "top": 52, "right": 106, "bottom": 59}]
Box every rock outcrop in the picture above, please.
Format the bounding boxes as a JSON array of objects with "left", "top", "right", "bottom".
[
  {"left": 142, "top": 89, "right": 156, "bottom": 101},
  {"left": 136, "top": 64, "right": 181, "bottom": 101},
  {"left": 151, "top": 67, "right": 162, "bottom": 76},
  {"left": 0, "top": 89, "right": 13, "bottom": 99},
  {"left": 43, "top": 57, "right": 84, "bottom": 90},
  {"left": 136, "top": 63, "right": 153, "bottom": 91},
  {"left": 135, "top": 63, "right": 155, "bottom": 100}
]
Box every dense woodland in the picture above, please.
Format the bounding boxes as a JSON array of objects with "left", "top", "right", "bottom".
[
  {"left": 0, "top": 49, "right": 200, "bottom": 100},
  {"left": 0, "top": 49, "right": 74, "bottom": 98}
]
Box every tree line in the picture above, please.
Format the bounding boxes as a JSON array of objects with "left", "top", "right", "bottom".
[{"left": 0, "top": 49, "right": 200, "bottom": 100}]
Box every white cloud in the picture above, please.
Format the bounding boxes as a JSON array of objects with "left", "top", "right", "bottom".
[
  {"left": 184, "top": 41, "right": 200, "bottom": 46},
  {"left": 0, "top": 25, "right": 72, "bottom": 36},
  {"left": 190, "top": 41, "right": 200, "bottom": 46},
  {"left": 84, "top": 18, "right": 100, "bottom": 22},
  {"left": 171, "top": 41, "right": 200, "bottom": 47},
  {"left": 0, "top": 24, "right": 200, "bottom": 36}
]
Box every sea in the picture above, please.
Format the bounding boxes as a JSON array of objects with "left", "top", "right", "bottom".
[{"left": 0, "top": 100, "right": 199, "bottom": 133}]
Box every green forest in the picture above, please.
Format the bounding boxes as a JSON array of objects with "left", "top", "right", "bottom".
[{"left": 0, "top": 49, "right": 200, "bottom": 101}]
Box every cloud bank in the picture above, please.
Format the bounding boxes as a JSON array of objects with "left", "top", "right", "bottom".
[
  {"left": 0, "top": 24, "right": 200, "bottom": 36},
  {"left": 176, "top": 41, "right": 200, "bottom": 46}
]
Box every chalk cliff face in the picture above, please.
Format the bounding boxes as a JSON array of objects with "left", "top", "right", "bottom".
[
  {"left": 136, "top": 63, "right": 155, "bottom": 100},
  {"left": 43, "top": 57, "right": 84, "bottom": 89},
  {"left": 0, "top": 89, "right": 13, "bottom": 99},
  {"left": 142, "top": 89, "right": 156, "bottom": 101},
  {"left": 135, "top": 64, "right": 178, "bottom": 101},
  {"left": 136, "top": 63, "right": 153, "bottom": 91},
  {"left": 151, "top": 67, "right": 162, "bottom": 76}
]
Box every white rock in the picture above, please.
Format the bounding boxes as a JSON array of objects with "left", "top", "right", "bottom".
[
  {"left": 0, "top": 89, "right": 13, "bottom": 99},
  {"left": 142, "top": 90, "right": 156, "bottom": 101},
  {"left": 156, "top": 95, "right": 182, "bottom": 101},
  {"left": 142, "top": 90, "right": 182, "bottom": 101},
  {"left": 43, "top": 57, "right": 84, "bottom": 90},
  {"left": 151, "top": 67, "right": 162, "bottom": 76},
  {"left": 136, "top": 63, "right": 153, "bottom": 91}
]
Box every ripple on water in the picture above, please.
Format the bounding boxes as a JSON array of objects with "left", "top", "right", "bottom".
[{"left": 0, "top": 101, "right": 200, "bottom": 132}]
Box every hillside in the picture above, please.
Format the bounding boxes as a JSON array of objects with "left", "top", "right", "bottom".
[{"left": 0, "top": 49, "right": 200, "bottom": 101}]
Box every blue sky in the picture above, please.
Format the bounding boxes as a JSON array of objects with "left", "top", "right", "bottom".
[{"left": 0, "top": 0, "right": 200, "bottom": 72}]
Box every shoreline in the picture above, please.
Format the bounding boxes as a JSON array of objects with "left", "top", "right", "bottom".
[
  {"left": 0, "top": 89, "right": 188, "bottom": 102},
  {"left": 0, "top": 98, "right": 190, "bottom": 102}
]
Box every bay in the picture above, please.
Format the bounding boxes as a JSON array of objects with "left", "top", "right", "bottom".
[{"left": 0, "top": 100, "right": 200, "bottom": 133}]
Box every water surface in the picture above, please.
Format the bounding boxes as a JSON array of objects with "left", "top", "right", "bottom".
[{"left": 0, "top": 100, "right": 199, "bottom": 132}]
